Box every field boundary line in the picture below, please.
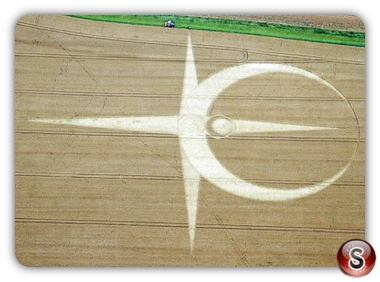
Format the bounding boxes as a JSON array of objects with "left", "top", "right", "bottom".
[{"left": 68, "top": 15, "right": 365, "bottom": 47}]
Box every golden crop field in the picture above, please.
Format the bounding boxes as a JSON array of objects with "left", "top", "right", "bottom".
[{"left": 15, "top": 15, "right": 365, "bottom": 267}]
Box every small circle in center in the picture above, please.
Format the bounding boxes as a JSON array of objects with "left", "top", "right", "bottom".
[
  {"left": 178, "top": 115, "right": 206, "bottom": 136},
  {"left": 207, "top": 115, "right": 235, "bottom": 138}
]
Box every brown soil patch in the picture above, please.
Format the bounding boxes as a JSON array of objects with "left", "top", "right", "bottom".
[{"left": 191, "top": 15, "right": 365, "bottom": 32}]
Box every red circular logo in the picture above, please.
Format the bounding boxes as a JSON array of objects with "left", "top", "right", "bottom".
[{"left": 337, "top": 239, "right": 376, "bottom": 277}]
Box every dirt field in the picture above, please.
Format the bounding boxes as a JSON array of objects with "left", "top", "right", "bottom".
[
  {"left": 194, "top": 15, "right": 365, "bottom": 32},
  {"left": 15, "top": 15, "right": 365, "bottom": 267}
]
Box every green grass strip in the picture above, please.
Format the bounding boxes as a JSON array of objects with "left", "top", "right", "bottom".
[{"left": 68, "top": 15, "right": 365, "bottom": 47}]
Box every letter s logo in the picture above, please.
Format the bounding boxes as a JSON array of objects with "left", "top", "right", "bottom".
[{"left": 349, "top": 247, "right": 365, "bottom": 270}]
